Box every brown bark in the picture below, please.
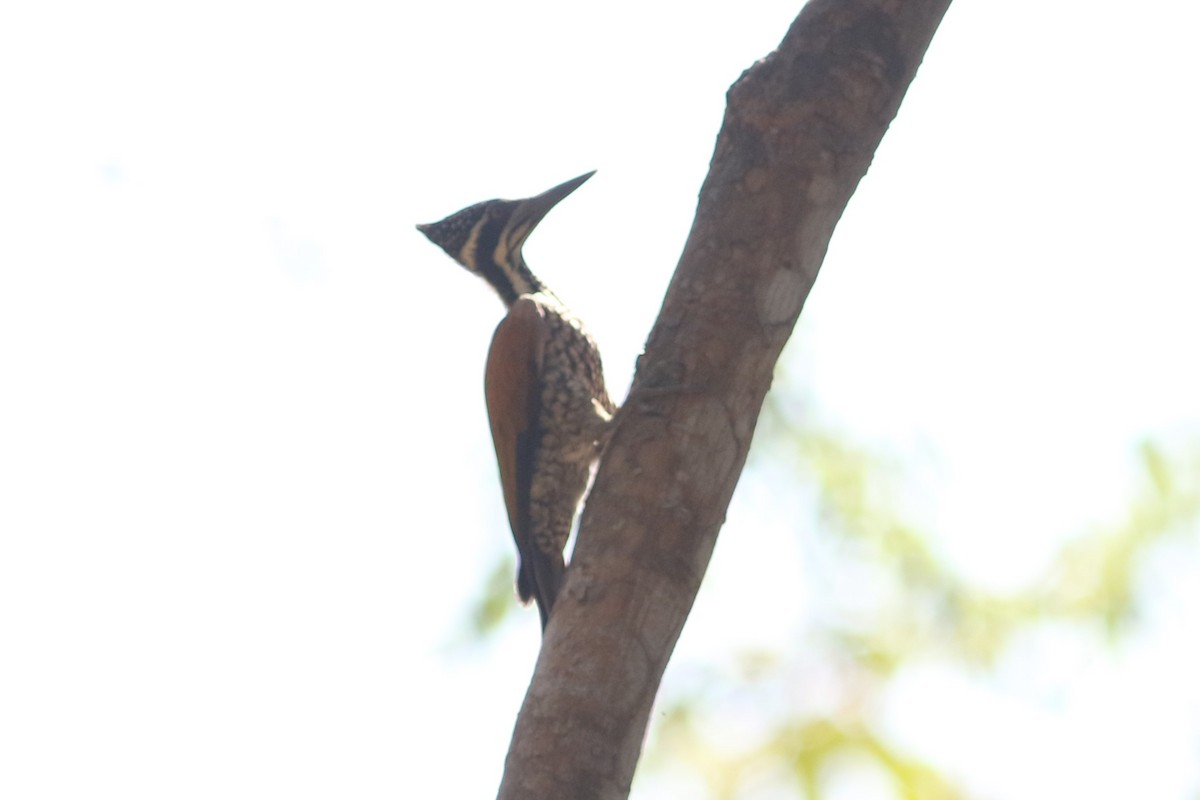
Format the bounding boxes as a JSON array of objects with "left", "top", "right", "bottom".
[{"left": 496, "top": 1, "right": 953, "bottom": 797}]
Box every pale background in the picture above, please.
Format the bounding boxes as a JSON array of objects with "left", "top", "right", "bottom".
[{"left": 2, "top": 1, "right": 1198, "bottom": 797}]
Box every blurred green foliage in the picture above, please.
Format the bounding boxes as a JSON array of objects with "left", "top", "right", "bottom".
[{"left": 638, "top": 388, "right": 1200, "bottom": 799}]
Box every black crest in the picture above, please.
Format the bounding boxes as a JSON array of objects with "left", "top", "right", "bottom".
[{"left": 417, "top": 200, "right": 492, "bottom": 263}]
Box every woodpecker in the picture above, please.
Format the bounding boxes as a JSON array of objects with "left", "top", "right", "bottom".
[{"left": 417, "top": 172, "right": 616, "bottom": 630}]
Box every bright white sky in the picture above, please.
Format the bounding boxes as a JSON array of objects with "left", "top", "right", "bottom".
[{"left": 2, "top": 1, "right": 1198, "bottom": 798}]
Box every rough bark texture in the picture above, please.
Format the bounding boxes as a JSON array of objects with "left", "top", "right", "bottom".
[{"left": 497, "top": 1, "right": 952, "bottom": 797}]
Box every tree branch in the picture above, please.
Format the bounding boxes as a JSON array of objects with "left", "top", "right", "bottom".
[{"left": 497, "top": 1, "right": 953, "bottom": 797}]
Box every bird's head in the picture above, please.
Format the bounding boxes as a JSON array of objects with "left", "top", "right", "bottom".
[{"left": 417, "top": 171, "right": 594, "bottom": 305}]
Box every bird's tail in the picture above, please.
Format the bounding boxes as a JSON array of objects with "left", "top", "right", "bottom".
[{"left": 518, "top": 554, "right": 564, "bottom": 631}]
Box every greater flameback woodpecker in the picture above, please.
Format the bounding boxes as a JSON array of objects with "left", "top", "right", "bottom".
[{"left": 417, "top": 172, "right": 616, "bottom": 630}]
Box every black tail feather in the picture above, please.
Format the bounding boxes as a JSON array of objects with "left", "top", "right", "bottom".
[{"left": 517, "top": 554, "right": 564, "bottom": 631}]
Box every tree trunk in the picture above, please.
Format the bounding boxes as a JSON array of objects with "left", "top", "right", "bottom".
[{"left": 497, "top": 1, "right": 953, "bottom": 797}]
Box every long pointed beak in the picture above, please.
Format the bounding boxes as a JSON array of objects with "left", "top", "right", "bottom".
[{"left": 511, "top": 170, "right": 595, "bottom": 232}]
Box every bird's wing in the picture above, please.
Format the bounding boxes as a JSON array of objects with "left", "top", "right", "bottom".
[{"left": 483, "top": 297, "right": 547, "bottom": 606}]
